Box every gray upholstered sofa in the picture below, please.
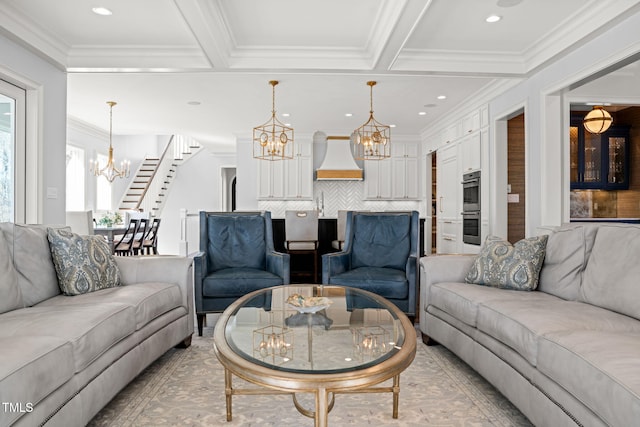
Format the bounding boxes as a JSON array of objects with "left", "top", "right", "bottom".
[
  {"left": 0, "top": 223, "right": 194, "bottom": 427},
  {"left": 420, "top": 222, "right": 640, "bottom": 427}
]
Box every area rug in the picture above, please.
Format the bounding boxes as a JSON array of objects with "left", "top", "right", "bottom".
[{"left": 89, "top": 327, "right": 531, "bottom": 426}]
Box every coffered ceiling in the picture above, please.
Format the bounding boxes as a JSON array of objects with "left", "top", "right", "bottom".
[{"left": 2, "top": 0, "right": 639, "bottom": 147}]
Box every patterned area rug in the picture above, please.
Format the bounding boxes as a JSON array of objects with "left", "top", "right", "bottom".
[{"left": 89, "top": 326, "right": 531, "bottom": 426}]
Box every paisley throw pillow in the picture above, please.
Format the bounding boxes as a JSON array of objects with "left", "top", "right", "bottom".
[
  {"left": 47, "top": 228, "right": 120, "bottom": 295},
  {"left": 465, "top": 235, "right": 548, "bottom": 291}
]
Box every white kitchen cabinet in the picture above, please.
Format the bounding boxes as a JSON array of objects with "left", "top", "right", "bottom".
[
  {"left": 391, "top": 142, "right": 419, "bottom": 199},
  {"left": 436, "top": 142, "right": 460, "bottom": 253},
  {"left": 436, "top": 143, "right": 459, "bottom": 219},
  {"left": 461, "top": 110, "right": 481, "bottom": 135},
  {"left": 364, "top": 159, "right": 392, "bottom": 199},
  {"left": 459, "top": 131, "right": 481, "bottom": 173},
  {"left": 257, "top": 159, "right": 285, "bottom": 199},
  {"left": 285, "top": 142, "right": 313, "bottom": 199}
]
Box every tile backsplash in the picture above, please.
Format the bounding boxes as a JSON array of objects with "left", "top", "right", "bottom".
[{"left": 258, "top": 181, "right": 425, "bottom": 218}]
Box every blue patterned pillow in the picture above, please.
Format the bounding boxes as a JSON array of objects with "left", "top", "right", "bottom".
[
  {"left": 47, "top": 228, "right": 121, "bottom": 295},
  {"left": 465, "top": 235, "right": 548, "bottom": 291}
]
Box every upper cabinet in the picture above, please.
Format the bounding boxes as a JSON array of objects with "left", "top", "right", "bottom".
[
  {"left": 570, "top": 119, "right": 630, "bottom": 190},
  {"left": 258, "top": 140, "right": 313, "bottom": 200},
  {"left": 391, "top": 142, "right": 419, "bottom": 199},
  {"left": 285, "top": 141, "right": 313, "bottom": 199}
]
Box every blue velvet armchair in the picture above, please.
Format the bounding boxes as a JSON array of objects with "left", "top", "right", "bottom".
[
  {"left": 322, "top": 211, "right": 419, "bottom": 318},
  {"left": 193, "top": 211, "right": 290, "bottom": 335}
]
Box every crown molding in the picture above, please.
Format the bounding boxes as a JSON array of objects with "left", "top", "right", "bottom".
[
  {"left": 67, "top": 45, "right": 209, "bottom": 69},
  {"left": 0, "top": 3, "right": 69, "bottom": 69},
  {"left": 522, "top": 0, "right": 640, "bottom": 74},
  {"left": 67, "top": 116, "right": 109, "bottom": 141},
  {"left": 392, "top": 49, "right": 527, "bottom": 76}
]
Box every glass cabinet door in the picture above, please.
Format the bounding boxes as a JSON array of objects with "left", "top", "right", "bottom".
[{"left": 570, "top": 118, "right": 630, "bottom": 190}]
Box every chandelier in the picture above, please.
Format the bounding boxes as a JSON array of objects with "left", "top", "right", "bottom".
[
  {"left": 253, "top": 80, "right": 294, "bottom": 161},
  {"left": 583, "top": 106, "right": 613, "bottom": 134},
  {"left": 353, "top": 81, "right": 391, "bottom": 160},
  {"left": 90, "top": 101, "right": 130, "bottom": 182}
]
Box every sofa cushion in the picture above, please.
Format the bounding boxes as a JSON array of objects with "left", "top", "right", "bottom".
[
  {"left": 47, "top": 228, "right": 121, "bottom": 296},
  {"left": 0, "top": 303, "right": 135, "bottom": 372},
  {"left": 0, "top": 336, "right": 74, "bottom": 427},
  {"left": 537, "top": 226, "right": 587, "bottom": 300},
  {"left": 476, "top": 298, "right": 640, "bottom": 366},
  {"left": 580, "top": 225, "right": 640, "bottom": 320},
  {"left": 351, "top": 214, "right": 410, "bottom": 270},
  {"left": 0, "top": 227, "right": 23, "bottom": 314},
  {"left": 538, "top": 330, "right": 640, "bottom": 427},
  {"left": 466, "top": 235, "right": 548, "bottom": 291},
  {"left": 428, "top": 282, "right": 555, "bottom": 328},
  {"left": 203, "top": 267, "right": 282, "bottom": 297},
  {"left": 207, "top": 215, "right": 266, "bottom": 271},
  {"left": 37, "top": 282, "right": 183, "bottom": 330},
  {"left": 0, "top": 223, "right": 63, "bottom": 306},
  {"left": 328, "top": 267, "right": 408, "bottom": 300}
]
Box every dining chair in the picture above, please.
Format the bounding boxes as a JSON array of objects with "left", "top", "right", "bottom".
[
  {"left": 285, "top": 210, "right": 319, "bottom": 283},
  {"left": 132, "top": 218, "right": 149, "bottom": 255},
  {"left": 114, "top": 218, "right": 141, "bottom": 256},
  {"left": 65, "top": 210, "right": 95, "bottom": 235},
  {"left": 142, "top": 218, "right": 161, "bottom": 255}
]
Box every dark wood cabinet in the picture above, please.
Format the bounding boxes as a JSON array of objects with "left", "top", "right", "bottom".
[{"left": 570, "top": 119, "right": 630, "bottom": 190}]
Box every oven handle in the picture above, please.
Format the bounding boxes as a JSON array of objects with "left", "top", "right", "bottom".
[{"left": 461, "top": 211, "right": 480, "bottom": 218}]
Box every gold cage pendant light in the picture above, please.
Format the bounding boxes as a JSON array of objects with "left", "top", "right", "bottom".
[
  {"left": 253, "top": 80, "right": 294, "bottom": 161},
  {"left": 354, "top": 81, "right": 391, "bottom": 160},
  {"left": 89, "top": 101, "right": 130, "bottom": 182},
  {"left": 583, "top": 106, "right": 613, "bottom": 134}
]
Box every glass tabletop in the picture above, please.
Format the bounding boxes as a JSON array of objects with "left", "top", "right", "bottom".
[{"left": 223, "top": 285, "right": 406, "bottom": 374}]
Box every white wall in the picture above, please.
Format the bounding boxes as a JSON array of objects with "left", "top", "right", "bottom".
[
  {"left": 0, "top": 33, "right": 67, "bottom": 224},
  {"left": 157, "top": 148, "right": 236, "bottom": 255}
]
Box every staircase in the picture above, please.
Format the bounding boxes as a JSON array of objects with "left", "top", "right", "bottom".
[{"left": 118, "top": 135, "right": 201, "bottom": 216}]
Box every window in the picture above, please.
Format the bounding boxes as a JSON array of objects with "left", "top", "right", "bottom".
[
  {"left": 0, "top": 80, "right": 25, "bottom": 222},
  {"left": 66, "top": 145, "right": 85, "bottom": 211},
  {"left": 96, "top": 154, "right": 112, "bottom": 211}
]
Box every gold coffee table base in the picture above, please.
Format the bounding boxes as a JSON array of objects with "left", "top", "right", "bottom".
[{"left": 223, "top": 367, "right": 402, "bottom": 426}]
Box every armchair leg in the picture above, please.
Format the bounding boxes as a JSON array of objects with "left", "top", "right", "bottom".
[
  {"left": 421, "top": 333, "right": 439, "bottom": 346},
  {"left": 197, "top": 314, "right": 205, "bottom": 336}
]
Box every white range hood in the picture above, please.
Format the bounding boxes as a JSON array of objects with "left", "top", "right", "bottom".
[{"left": 316, "top": 136, "right": 363, "bottom": 180}]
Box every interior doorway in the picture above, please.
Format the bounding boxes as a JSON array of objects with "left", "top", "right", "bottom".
[
  {"left": 221, "top": 167, "right": 236, "bottom": 212},
  {"left": 507, "top": 113, "right": 526, "bottom": 243}
]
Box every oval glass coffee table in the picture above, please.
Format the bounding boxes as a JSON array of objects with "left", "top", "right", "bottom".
[{"left": 213, "top": 285, "right": 416, "bottom": 427}]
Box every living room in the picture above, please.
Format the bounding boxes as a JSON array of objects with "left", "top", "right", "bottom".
[{"left": 2, "top": 1, "right": 640, "bottom": 426}]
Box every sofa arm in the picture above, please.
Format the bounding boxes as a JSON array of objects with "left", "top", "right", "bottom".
[
  {"left": 321, "top": 251, "right": 351, "bottom": 284},
  {"left": 116, "top": 255, "right": 194, "bottom": 334},
  {"left": 419, "top": 255, "right": 476, "bottom": 331},
  {"left": 266, "top": 250, "right": 290, "bottom": 285}
]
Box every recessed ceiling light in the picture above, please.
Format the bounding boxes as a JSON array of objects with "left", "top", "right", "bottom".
[
  {"left": 3, "top": 112, "right": 12, "bottom": 116},
  {"left": 92, "top": 7, "right": 112, "bottom": 16},
  {"left": 345, "top": 113, "right": 353, "bottom": 117},
  {"left": 418, "top": 112, "right": 427, "bottom": 116},
  {"left": 285, "top": 123, "right": 291, "bottom": 127},
  {"left": 187, "top": 101, "right": 201, "bottom": 106},
  {"left": 486, "top": 15, "right": 502, "bottom": 23},
  {"left": 282, "top": 113, "right": 290, "bottom": 117},
  {"left": 390, "top": 124, "right": 396, "bottom": 128},
  {"left": 437, "top": 95, "right": 447, "bottom": 100}
]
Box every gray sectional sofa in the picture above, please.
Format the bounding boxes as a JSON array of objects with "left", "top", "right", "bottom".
[
  {"left": 0, "top": 223, "right": 194, "bottom": 427},
  {"left": 419, "top": 222, "right": 640, "bottom": 427}
]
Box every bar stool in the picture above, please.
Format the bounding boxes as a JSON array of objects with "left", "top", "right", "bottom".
[{"left": 285, "top": 210, "right": 319, "bottom": 283}]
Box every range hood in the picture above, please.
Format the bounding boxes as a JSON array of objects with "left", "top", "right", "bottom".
[{"left": 316, "top": 136, "right": 363, "bottom": 180}]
